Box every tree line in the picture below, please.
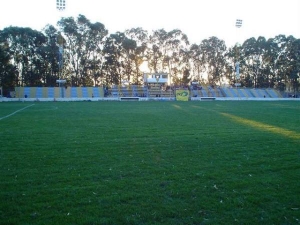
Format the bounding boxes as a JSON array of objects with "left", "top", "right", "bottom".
[{"left": 0, "top": 14, "right": 299, "bottom": 94}]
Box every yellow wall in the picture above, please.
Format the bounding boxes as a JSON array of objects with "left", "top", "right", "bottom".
[
  {"left": 77, "top": 88, "right": 83, "bottom": 98},
  {"left": 42, "top": 87, "right": 48, "bottom": 98},
  {"left": 30, "top": 87, "right": 36, "bottom": 97},
  {"left": 87, "top": 87, "right": 93, "bottom": 97},
  {"left": 65, "top": 87, "right": 71, "bottom": 98},
  {"left": 54, "top": 87, "right": 60, "bottom": 98}
]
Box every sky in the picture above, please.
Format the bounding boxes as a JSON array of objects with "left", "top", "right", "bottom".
[{"left": 0, "top": 0, "right": 299, "bottom": 47}]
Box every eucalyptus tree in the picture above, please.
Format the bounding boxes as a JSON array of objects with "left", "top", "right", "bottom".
[
  {"left": 0, "top": 26, "right": 47, "bottom": 86},
  {"left": 57, "top": 14, "right": 108, "bottom": 86},
  {"left": 199, "top": 36, "right": 227, "bottom": 85},
  {"left": 225, "top": 39, "right": 245, "bottom": 86},
  {"left": 173, "top": 48, "right": 192, "bottom": 86},
  {"left": 121, "top": 38, "right": 137, "bottom": 84},
  {"left": 146, "top": 29, "right": 166, "bottom": 73},
  {"left": 86, "top": 21, "right": 108, "bottom": 86},
  {"left": 125, "top": 28, "right": 148, "bottom": 84},
  {"left": 223, "top": 45, "right": 239, "bottom": 86},
  {"left": 172, "top": 57, "right": 191, "bottom": 86},
  {"left": 102, "top": 32, "right": 126, "bottom": 85},
  {"left": 255, "top": 36, "right": 270, "bottom": 87},
  {"left": 285, "top": 36, "right": 300, "bottom": 93},
  {"left": 241, "top": 36, "right": 270, "bottom": 88},
  {"left": 164, "top": 29, "right": 189, "bottom": 84},
  {"left": 39, "top": 25, "right": 61, "bottom": 86},
  {"left": 268, "top": 35, "right": 290, "bottom": 90},
  {"left": 0, "top": 39, "right": 17, "bottom": 92},
  {"left": 189, "top": 44, "right": 206, "bottom": 83},
  {"left": 262, "top": 35, "right": 295, "bottom": 90},
  {"left": 147, "top": 29, "right": 189, "bottom": 84},
  {"left": 239, "top": 37, "right": 259, "bottom": 87}
]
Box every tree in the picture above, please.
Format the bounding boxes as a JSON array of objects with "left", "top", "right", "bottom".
[
  {"left": 125, "top": 28, "right": 148, "bottom": 84},
  {"left": 39, "top": 25, "right": 61, "bottom": 86},
  {"left": 223, "top": 45, "right": 238, "bottom": 86},
  {"left": 189, "top": 43, "right": 206, "bottom": 83},
  {"left": 147, "top": 29, "right": 189, "bottom": 84},
  {"left": 286, "top": 37, "right": 300, "bottom": 94},
  {"left": 57, "top": 14, "right": 108, "bottom": 86},
  {"left": 200, "top": 36, "right": 227, "bottom": 85},
  {"left": 85, "top": 21, "right": 108, "bottom": 86},
  {"left": 1, "top": 26, "right": 47, "bottom": 86},
  {"left": 121, "top": 38, "right": 137, "bottom": 84},
  {"left": 269, "top": 35, "right": 290, "bottom": 90},
  {"left": 103, "top": 32, "right": 126, "bottom": 85},
  {"left": 0, "top": 39, "right": 17, "bottom": 95},
  {"left": 240, "top": 37, "right": 270, "bottom": 88}
]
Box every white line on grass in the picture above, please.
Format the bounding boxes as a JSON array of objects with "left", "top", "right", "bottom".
[{"left": 0, "top": 104, "right": 35, "bottom": 121}]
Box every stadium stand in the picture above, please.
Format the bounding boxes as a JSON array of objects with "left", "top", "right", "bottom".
[
  {"left": 214, "top": 88, "right": 221, "bottom": 97},
  {"left": 36, "top": 87, "right": 43, "bottom": 98},
  {"left": 131, "top": 85, "right": 140, "bottom": 97},
  {"left": 253, "top": 89, "right": 263, "bottom": 98},
  {"left": 221, "top": 87, "right": 233, "bottom": 97},
  {"left": 147, "top": 84, "right": 173, "bottom": 98},
  {"left": 121, "top": 86, "right": 130, "bottom": 97},
  {"left": 14, "top": 87, "right": 104, "bottom": 98},
  {"left": 239, "top": 89, "right": 249, "bottom": 97},
  {"left": 24, "top": 87, "right": 30, "bottom": 98},
  {"left": 81, "top": 87, "right": 87, "bottom": 97},
  {"left": 201, "top": 88, "right": 208, "bottom": 97},
  {"left": 70, "top": 87, "right": 77, "bottom": 98},
  {"left": 142, "top": 86, "right": 148, "bottom": 97},
  {"left": 54, "top": 87, "right": 60, "bottom": 98},
  {"left": 41, "top": 87, "right": 47, "bottom": 98},
  {"left": 64, "top": 87, "right": 71, "bottom": 97},
  {"left": 236, "top": 89, "right": 245, "bottom": 97},
  {"left": 191, "top": 89, "right": 199, "bottom": 97},
  {"left": 77, "top": 87, "right": 83, "bottom": 98},
  {"left": 244, "top": 89, "right": 254, "bottom": 97},
  {"left": 82, "top": 87, "right": 89, "bottom": 97},
  {"left": 209, "top": 88, "right": 216, "bottom": 97},
  {"left": 258, "top": 89, "right": 269, "bottom": 98},
  {"left": 266, "top": 89, "right": 281, "bottom": 98},
  {"left": 92, "top": 87, "right": 100, "bottom": 97},
  {"left": 12, "top": 86, "right": 288, "bottom": 100},
  {"left": 249, "top": 89, "right": 260, "bottom": 98},
  {"left": 48, "top": 87, "right": 55, "bottom": 98},
  {"left": 111, "top": 85, "right": 119, "bottom": 97},
  {"left": 230, "top": 88, "right": 239, "bottom": 97}
]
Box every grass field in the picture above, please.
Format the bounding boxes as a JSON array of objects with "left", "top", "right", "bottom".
[{"left": 0, "top": 101, "right": 299, "bottom": 225}]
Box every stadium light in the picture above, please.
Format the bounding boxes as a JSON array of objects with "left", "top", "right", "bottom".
[
  {"left": 55, "top": 1, "right": 66, "bottom": 81},
  {"left": 56, "top": 0, "right": 66, "bottom": 11},
  {"left": 235, "top": 19, "right": 243, "bottom": 83},
  {"left": 236, "top": 19, "right": 243, "bottom": 28}
]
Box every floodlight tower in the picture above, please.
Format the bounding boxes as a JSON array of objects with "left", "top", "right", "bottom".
[
  {"left": 56, "top": 0, "right": 66, "bottom": 98},
  {"left": 56, "top": 0, "right": 66, "bottom": 80},
  {"left": 235, "top": 19, "right": 243, "bottom": 84}
]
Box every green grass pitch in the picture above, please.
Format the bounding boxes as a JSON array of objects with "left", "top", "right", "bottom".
[{"left": 0, "top": 101, "right": 299, "bottom": 224}]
